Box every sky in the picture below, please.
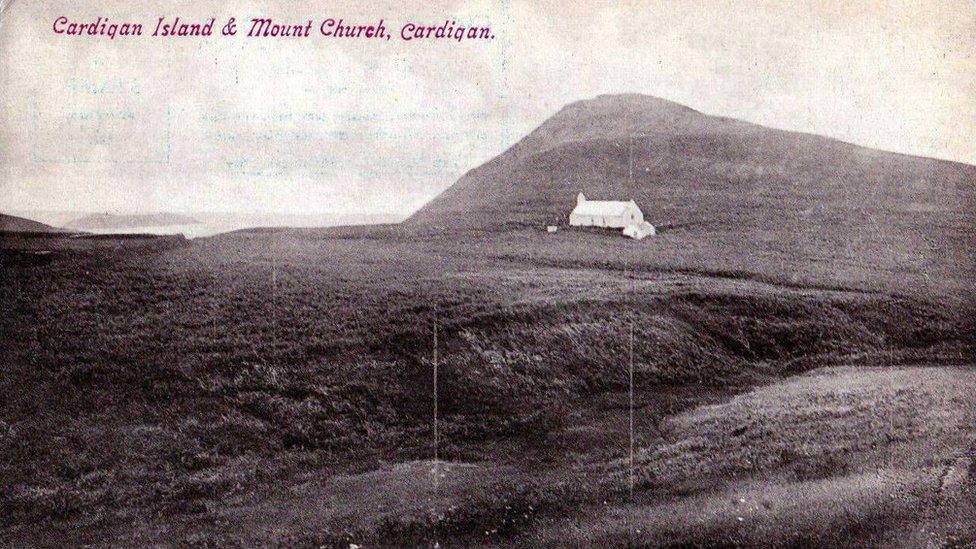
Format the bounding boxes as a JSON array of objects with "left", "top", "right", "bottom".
[{"left": 1, "top": 0, "right": 974, "bottom": 216}]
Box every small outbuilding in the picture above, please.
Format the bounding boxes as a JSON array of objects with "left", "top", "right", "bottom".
[
  {"left": 569, "top": 193, "right": 643, "bottom": 228},
  {"left": 623, "top": 221, "right": 656, "bottom": 240}
]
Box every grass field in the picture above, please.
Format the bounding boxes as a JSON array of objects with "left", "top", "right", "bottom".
[
  {"left": 528, "top": 366, "right": 976, "bottom": 547},
  {"left": 1, "top": 224, "right": 973, "bottom": 547}
]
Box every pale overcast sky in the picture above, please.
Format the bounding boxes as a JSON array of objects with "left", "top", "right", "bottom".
[{"left": 1, "top": 0, "right": 973, "bottom": 215}]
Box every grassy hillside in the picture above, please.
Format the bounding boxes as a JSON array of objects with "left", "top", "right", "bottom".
[
  {"left": 533, "top": 366, "right": 976, "bottom": 547},
  {"left": 411, "top": 94, "right": 976, "bottom": 227},
  {"left": 1, "top": 229, "right": 973, "bottom": 546},
  {"left": 409, "top": 94, "right": 976, "bottom": 304},
  {"left": 0, "top": 213, "right": 65, "bottom": 233}
]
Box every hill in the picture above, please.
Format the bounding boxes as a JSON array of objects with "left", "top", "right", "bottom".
[
  {"left": 0, "top": 212, "right": 65, "bottom": 233},
  {"left": 408, "top": 94, "right": 976, "bottom": 303},
  {"left": 64, "top": 212, "right": 199, "bottom": 230},
  {"left": 409, "top": 94, "right": 976, "bottom": 228}
]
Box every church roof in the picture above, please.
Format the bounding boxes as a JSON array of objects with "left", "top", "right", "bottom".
[{"left": 571, "top": 199, "right": 638, "bottom": 217}]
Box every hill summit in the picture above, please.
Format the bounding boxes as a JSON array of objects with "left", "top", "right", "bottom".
[{"left": 408, "top": 94, "right": 975, "bottom": 229}]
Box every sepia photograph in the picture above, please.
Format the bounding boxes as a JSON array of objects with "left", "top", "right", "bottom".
[{"left": 1, "top": 0, "right": 974, "bottom": 547}]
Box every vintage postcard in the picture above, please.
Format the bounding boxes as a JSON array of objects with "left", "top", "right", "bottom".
[{"left": 1, "top": 1, "right": 974, "bottom": 547}]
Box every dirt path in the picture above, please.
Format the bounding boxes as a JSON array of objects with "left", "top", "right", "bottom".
[{"left": 922, "top": 443, "right": 976, "bottom": 548}]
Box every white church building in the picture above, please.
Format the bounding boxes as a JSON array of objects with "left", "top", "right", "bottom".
[
  {"left": 569, "top": 192, "right": 642, "bottom": 228},
  {"left": 568, "top": 193, "right": 656, "bottom": 239}
]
